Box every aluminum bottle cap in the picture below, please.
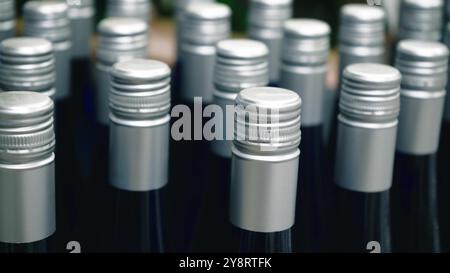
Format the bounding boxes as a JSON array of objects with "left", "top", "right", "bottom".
[
  {"left": 175, "top": 0, "right": 214, "bottom": 10},
  {"left": 234, "top": 87, "right": 302, "bottom": 155},
  {"left": 0, "top": 91, "right": 55, "bottom": 164},
  {"left": 0, "top": 0, "right": 15, "bottom": 21},
  {"left": 23, "top": 1, "right": 71, "bottom": 43},
  {"left": 0, "top": 38, "right": 55, "bottom": 96},
  {"left": 215, "top": 39, "right": 269, "bottom": 93},
  {"left": 340, "top": 63, "right": 401, "bottom": 124},
  {"left": 248, "top": 0, "right": 293, "bottom": 29},
  {"left": 396, "top": 40, "right": 449, "bottom": 91},
  {"left": 339, "top": 4, "right": 386, "bottom": 46},
  {"left": 181, "top": 2, "right": 231, "bottom": 45},
  {"left": 106, "top": 0, "right": 152, "bottom": 22},
  {"left": 110, "top": 59, "right": 171, "bottom": 120},
  {"left": 66, "top": 0, "right": 95, "bottom": 19},
  {"left": 399, "top": 0, "right": 443, "bottom": 40},
  {"left": 97, "top": 17, "right": 149, "bottom": 65},
  {"left": 282, "top": 19, "right": 330, "bottom": 65}
]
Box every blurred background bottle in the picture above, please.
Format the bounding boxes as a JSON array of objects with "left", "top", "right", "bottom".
[
  {"left": 392, "top": 40, "right": 448, "bottom": 253},
  {"left": 166, "top": 2, "right": 231, "bottom": 252},
  {"left": 108, "top": 59, "right": 170, "bottom": 253},
  {"left": 23, "top": 1, "right": 82, "bottom": 251},
  {"left": 193, "top": 39, "right": 269, "bottom": 252},
  {"left": 1, "top": 0, "right": 448, "bottom": 254},
  {"left": 66, "top": 0, "right": 96, "bottom": 193},
  {"left": 325, "top": 4, "right": 386, "bottom": 156},
  {"left": 0, "top": 0, "right": 15, "bottom": 42},
  {"left": 106, "top": 0, "right": 153, "bottom": 23},
  {"left": 394, "top": 0, "right": 444, "bottom": 65},
  {"left": 247, "top": 0, "right": 292, "bottom": 86},
  {"left": 0, "top": 92, "right": 56, "bottom": 253},
  {"left": 93, "top": 17, "right": 149, "bottom": 251},
  {"left": 172, "top": 0, "right": 214, "bottom": 101},
  {"left": 333, "top": 63, "right": 401, "bottom": 253},
  {"left": 230, "top": 87, "right": 301, "bottom": 253},
  {"left": 0, "top": 37, "right": 55, "bottom": 98},
  {"left": 440, "top": 21, "right": 450, "bottom": 253},
  {"left": 279, "top": 18, "right": 330, "bottom": 253},
  {"left": 398, "top": 0, "right": 444, "bottom": 42}
]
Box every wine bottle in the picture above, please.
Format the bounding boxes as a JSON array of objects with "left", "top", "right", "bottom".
[
  {"left": 392, "top": 40, "right": 448, "bottom": 253},
  {"left": 439, "top": 22, "right": 450, "bottom": 253},
  {"left": 23, "top": 1, "right": 72, "bottom": 104},
  {"left": 23, "top": 1, "right": 82, "bottom": 252},
  {"left": 193, "top": 39, "right": 269, "bottom": 252},
  {"left": 247, "top": 0, "right": 293, "bottom": 87},
  {"left": 67, "top": 0, "right": 98, "bottom": 252},
  {"left": 0, "top": 0, "right": 15, "bottom": 42},
  {"left": 173, "top": 0, "right": 214, "bottom": 103},
  {"left": 106, "top": 0, "right": 152, "bottom": 23},
  {"left": 167, "top": 2, "right": 231, "bottom": 252},
  {"left": 440, "top": 23, "right": 450, "bottom": 252},
  {"left": 0, "top": 92, "right": 56, "bottom": 253},
  {"left": 439, "top": 100, "right": 450, "bottom": 252},
  {"left": 178, "top": 2, "right": 230, "bottom": 106},
  {"left": 94, "top": 17, "right": 149, "bottom": 251},
  {"left": 324, "top": 4, "right": 386, "bottom": 152},
  {"left": 230, "top": 87, "right": 302, "bottom": 253},
  {"left": 66, "top": 0, "right": 96, "bottom": 181},
  {"left": 108, "top": 59, "right": 170, "bottom": 253},
  {"left": 279, "top": 19, "right": 330, "bottom": 253},
  {"left": 398, "top": 0, "right": 443, "bottom": 42},
  {"left": 333, "top": 63, "right": 401, "bottom": 253}
]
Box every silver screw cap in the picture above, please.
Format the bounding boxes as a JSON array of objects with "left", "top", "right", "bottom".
[
  {"left": 234, "top": 87, "right": 302, "bottom": 155},
  {"left": 215, "top": 39, "right": 269, "bottom": 93},
  {"left": 282, "top": 18, "right": 330, "bottom": 65},
  {"left": 0, "top": 37, "right": 55, "bottom": 97},
  {"left": 181, "top": 2, "right": 231, "bottom": 45},
  {"left": 23, "top": 1, "right": 71, "bottom": 43},
  {"left": 97, "top": 17, "right": 149, "bottom": 65},
  {"left": 340, "top": 63, "right": 401, "bottom": 123},
  {"left": 110, "top": 59, "right": 171, "bottom": 121},
  {"left": 0, "top": 91, "right": 55, "bottom": 164}
]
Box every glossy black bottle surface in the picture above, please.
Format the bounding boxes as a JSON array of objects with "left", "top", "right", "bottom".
[
  {"left": 110, "top": 189, "right": 165, "bottom": 253},
  {"left": 334, "top": 187, "right": 391, "bottom": 253},
  {"left": 392, "top": 153, "right": 441, "bottom": 253}
]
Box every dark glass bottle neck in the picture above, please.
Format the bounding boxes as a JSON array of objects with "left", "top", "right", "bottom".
[
  {"left": 111, "top": 188, "right": 165, "bottom": 253},
  {"left": 392, "top": 152, "right": 440, "bottom": 253},
  {"left": 439, "top": 121, "right": 450, "bottom": 252},
  {"left": 333, "top": 186, "right": 392, "bottom": 253},
  {"left": 0, "top": 238, "right": 50, "bottom": 254},
  {"left": 295, "top": 125, "right": 328, "bottom": 253},
  {"left": 236, "top": 227, "right": 293, "bottom": 253},
  {"left": 192, "top": 153, "right": 235, "bottom": 252}
]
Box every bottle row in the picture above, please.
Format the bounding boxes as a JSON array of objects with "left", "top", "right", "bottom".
[{"left": 0, "top": 0, "right": 448, "bottom": 253}]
